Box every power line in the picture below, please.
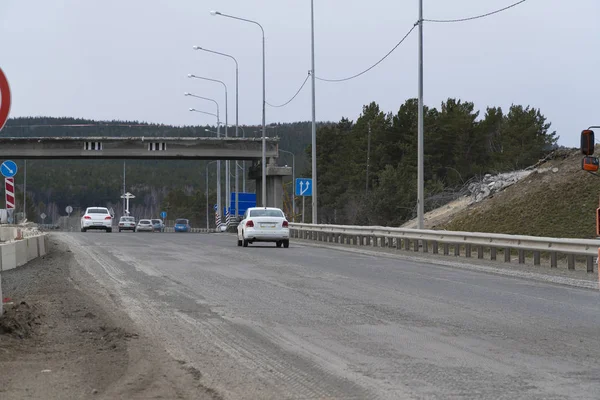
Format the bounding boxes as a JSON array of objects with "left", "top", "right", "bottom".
[
  {"left": 424, "top": 0, "right": 527, "bottom": 23},
  {"left": 316, "top": 23, "right": 418, "bottom": 83},
  {"left": 266, "top": 73, "right": 311, "bottom": 108}
]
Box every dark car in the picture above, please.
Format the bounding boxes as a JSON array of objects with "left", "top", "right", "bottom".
[{"left": 174, "top": 218, "right": 190, "bottom": 232}]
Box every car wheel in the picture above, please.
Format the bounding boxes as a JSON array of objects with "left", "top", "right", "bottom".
[
  {"left": 283, "top": 240, "right": 290, "bottom": 248},
  {"left": 107, "top": 228, "right": 112, "bottom": 233},
  {"left": 81, "top": 228, "right": 86, "bottom": 233},
  {"left": 237, "top": 239, "right": 242, "bottom": 247},
  {"left": 242, "top": 233, "right": 249, "bottom": 247},
  {"left": 119, "top": 229, "right": 122, "bottom": 233},
  {"left": 276, "top": 241, "right": 282, "bottom": 248}
]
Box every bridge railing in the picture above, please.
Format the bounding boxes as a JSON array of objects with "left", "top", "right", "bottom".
[{"left": 289, "top": 223, "right": 600, "bottom": 273}]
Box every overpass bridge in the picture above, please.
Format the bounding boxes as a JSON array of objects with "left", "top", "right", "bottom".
[
  {"left": 0, "top": 136, "right": 279, "bottom": 160},
  {"left": 0, "top": 136, "right": 291, "bottom": 208}
]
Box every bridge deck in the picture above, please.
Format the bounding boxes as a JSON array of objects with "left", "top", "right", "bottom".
[{"left": 0, "top": 136, "right": 279, "bottom": 160}]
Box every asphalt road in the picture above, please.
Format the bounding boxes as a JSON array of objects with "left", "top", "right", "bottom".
[{"left": 60, "top": 231, "right": 600, "bottom": 400}]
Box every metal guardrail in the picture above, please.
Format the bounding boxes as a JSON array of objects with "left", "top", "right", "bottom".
[
  {"left": 163, "top": 227, "right": 215, "bottom": 233},
  {"left": 289, "top": 223, "right": 600, "bottom": 273}
]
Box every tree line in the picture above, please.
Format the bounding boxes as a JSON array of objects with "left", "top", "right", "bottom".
[{"left": 307, "top": 98, "right": 558, "bottom": 226}]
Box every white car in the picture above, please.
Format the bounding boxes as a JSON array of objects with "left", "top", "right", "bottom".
[
  {"left": 118, "top": 216, "right": 136, "bottom": 232},
  {"left": 136, "top": 219, "right": 154, "bottom": 232},
  {"left": 237, "top": 207, "right": 290, "bottom": 248},
  {"left": 81, "top": 207, "right": 113, "bottom": 233}
]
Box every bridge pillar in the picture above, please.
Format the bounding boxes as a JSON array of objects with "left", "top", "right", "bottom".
[{"left": 249, "top": 159, "right": 292, "bottom": 210}]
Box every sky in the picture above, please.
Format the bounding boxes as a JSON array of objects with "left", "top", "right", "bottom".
[{"left": 0, "top": 0, "right": 598, "bottom": 147}]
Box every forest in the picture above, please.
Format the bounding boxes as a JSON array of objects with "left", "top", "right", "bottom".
[{"left": 3, "top": 97, "right": 558, "bottom": 227}]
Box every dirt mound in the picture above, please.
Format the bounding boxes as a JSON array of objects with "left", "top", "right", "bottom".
[
  {"left": 0, "top": 301, "right": 42, "bottom": 338},
  {"left": 402, "top": 147, "right": 598, "bottom": 238}
]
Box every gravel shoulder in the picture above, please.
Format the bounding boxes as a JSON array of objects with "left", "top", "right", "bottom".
[{"left": 0, "top": 236, "right": 220, "bottom": 400}]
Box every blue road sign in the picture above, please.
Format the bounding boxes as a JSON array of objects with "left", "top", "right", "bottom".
[
  {"left": 295, "top": 178, "right": 313, "bottom": 196},
  {"left": 228, "top": 192, "right": 257, "bottom": 216},
  {"left": 160, "top": 211, "right": 167, "bottom": 219},
  {"left": 1, "top": 160, "right": 17, "bottom": 178}
]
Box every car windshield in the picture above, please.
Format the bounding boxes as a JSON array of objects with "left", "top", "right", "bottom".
[
  {"left": 249, "top": 209, "right": 284, "bottom": 218},
  {"left": 175, "top": 219, "right": 188, "bottom": 224},
  {"left": 120, "top": 217, "right": 134, "bottom": 222},
  {"left": 139, "top": 220, "right": 151, "bottom": 224},
  {"left": 151, "top": 220, "right": 160, "bottom": 224},
  {"left": 88, "top": 208, "right": 108, "bottom": 214}
]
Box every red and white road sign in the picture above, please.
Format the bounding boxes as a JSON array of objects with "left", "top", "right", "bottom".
[
  {"left": 0, "top": 68, "right": 11, "bottom": 132},
  {"left": 5, "top": 178, "right": 15, "bottom": 209}
]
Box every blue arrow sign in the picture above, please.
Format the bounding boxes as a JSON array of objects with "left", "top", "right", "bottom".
[
  {"left": 295, "top": 178, "right": 312, "bottom": 196},
  {"left": 214, "top": 204, "right": 218, "bottom": 211},
  {"left": 1, "top": 160, "right": 17, "bottom": 178},
  {"left": 160, "top": 211, "right": 167, "bottom": 219}
]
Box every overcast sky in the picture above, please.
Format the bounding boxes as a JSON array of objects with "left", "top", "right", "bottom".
[{"left": 1, "top": 0, "right": 598, "bottom": 147}]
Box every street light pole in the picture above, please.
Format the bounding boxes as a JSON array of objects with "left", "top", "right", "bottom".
[
  {"left": 310, "top": 0, "right": 318, "bottom": 224},
  {"left": 185, "top": 92, "right": 222, "bottom": 228},
  {"left": 193, "top": 46, "right": 241, "bottom": 218},
  {"left": 210, "top": 10, "right": 266, "bottom": 208},
  {"left": 205, "top": 160, "right": 218, "bottom": 230},
  {"left": 188, "top": 74, "right": 230, "bottom": 220},
  {"left": 417, "top": 0, "right": 425, "bottom": 229},
  {"left": 279, "top": 149, "right": 295, "bottom": 220}
]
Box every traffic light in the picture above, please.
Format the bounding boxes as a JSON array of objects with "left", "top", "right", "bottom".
[{"left": 581, "top": 129, "right": 595, "bottom": 155}]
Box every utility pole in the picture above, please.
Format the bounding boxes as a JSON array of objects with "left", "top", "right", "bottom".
[
  {"left": 23, "top": 160, "right": 27, "bottom": 221},
  {"left": 417, "top": 0, "right": 425, "bottom": 229},
  {"left": 366, "top": 121, "right": 371, "bottom": 195},
  {"left": 310, "top": 0, "right": 318, "bottom": 224},
  {"left": 123, "top": 161, "right": 126, "bottom": 215}
]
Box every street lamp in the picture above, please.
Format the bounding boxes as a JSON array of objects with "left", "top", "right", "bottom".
[
  {"left": 279, "top": 149, "right": 296, "bottom": 221},
  {"left": 205, "top": 160, "right": 218, "bottom": 230},
  {"left": 210, "top": 10, "right": 266, "bottom": 208},
  {"left": 310, "top": 0, "right": 318, "bottom": 225},
  {"left": 186, "top": 93, "right": 222, "bottom": 227},
  {"left": 193, "top": 46, "right": 241, "bottom": 217},
  {"left": 188, "top": 74, "right": 231, "bottom": 219}
]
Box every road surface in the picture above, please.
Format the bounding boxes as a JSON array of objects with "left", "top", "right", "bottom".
[{"left": 60, "top": 231, "right": 600, "bottom": 399}]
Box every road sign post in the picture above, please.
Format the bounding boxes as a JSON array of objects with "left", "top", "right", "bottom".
[
  {"left": 295, "top": 178, "right": 313, "bottom": 223},
  {"left": 0, "top": 68, "right": 11, "bottom": 132},
  {"left": 1, "top": 160, "right": 17, "bottom": 179}
]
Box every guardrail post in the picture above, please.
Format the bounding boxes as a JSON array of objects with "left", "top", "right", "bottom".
[
  {"left": 465, "top": 244, "right": 471, "bottom": 258},
  {"left": 533, "top": 251, "right": 540, "bottom": 265},
  {"left": 504, "top": 247, "right": 511, "bottom": 263},
  {"left": 432, "top": 241, "right": 439, "bottom": 254},
  {"left": 477, "top": 246, "right": 484, "bottom": 259},
  {"left": 405, "top": 239, "right": 411, "bottom": 251},
  {"left": 550, "top": 252, "right": 557, "bottom": 268},
  {"left": 586, "top": 255, "right": 594, "bottom": 273},
  {"left": 414, "top": 240, "right": 419, "bottom": 252},
  {"left": 491, "top": 247, "right": 497, "bottom": 260},
  {"left": 443, "top": 243, "right": 449, "bottom": 255},
  {"left": 454, "top": 244, "right": 460, "bottom": 257},
  {"left": 567, "top": 254, "right": 575, "bottom": 270},
  {"left": 518, "top": 249, "right": 525, "bottom": 264},
  {"left": 395, "top": 238, "right": 401, "bottom": 251},
  {"left": 422, "top": 240, "right": 428, "bottom": 253}
]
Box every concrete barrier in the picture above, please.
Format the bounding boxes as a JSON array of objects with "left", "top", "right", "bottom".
[
  {"left": 0, "top": 233, "right": 48, "bottom": 316},
  {"left": 26, "top": 237, "right": 38, "bottom": 261}
]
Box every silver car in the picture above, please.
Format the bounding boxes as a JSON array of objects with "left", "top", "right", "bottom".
[{"left": 136, "top": 219, "right": 154, "bottom": 232}]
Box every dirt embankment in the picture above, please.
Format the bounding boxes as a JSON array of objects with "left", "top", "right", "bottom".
[
  {"left": 0, "top": 239, "right": 220, "bottom": 400},
  {"left": 403, "top": 148, "right": 599, "bottom": 238}
]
